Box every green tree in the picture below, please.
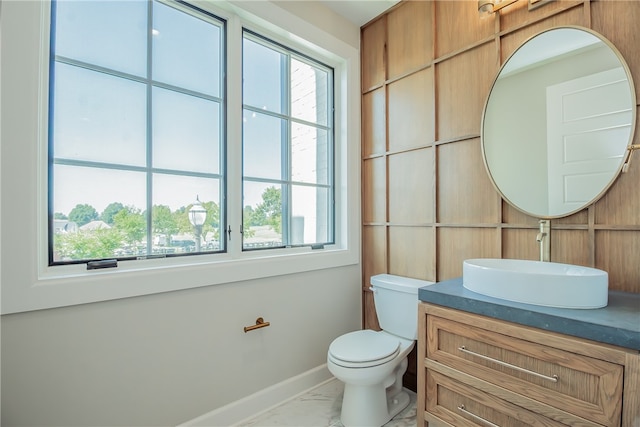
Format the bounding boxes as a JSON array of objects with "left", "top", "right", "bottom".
[
  {"left": 202, "top": 200, "right": 220, "bottom": 240},
  {"left": 54, "top": 228, "right": 122, "bottom": 260},
  {"left": 174, "top": 206, "right": 192, "bottom": 235},
  {"left": 253, "top": 186, "right": 282, "bottom": 233},
  {"left": 152, "top": 205, "right": 179, "bottom": 243},
  {"left": 54, "top": 212, "right": 68, "bottom": 220},
  {"left": 68, "top": 203, "right": 99, "bottom": 227},
  {"left": 101, "top": 202, "right": 125, "bottom": 225},
  {"left": 113, "top": 206, "right": 146, "bottom": 249},
  {"left": 243, "top": 206, "right": 256, "bottom": 238}
]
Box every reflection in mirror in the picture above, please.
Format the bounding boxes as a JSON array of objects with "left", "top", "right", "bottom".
[{"left": 482, "top": 27, "right": 636, "bottom": 218}]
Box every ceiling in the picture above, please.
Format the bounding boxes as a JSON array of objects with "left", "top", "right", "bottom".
[{"left": 318, "top": 0, "right": 400, "bottom": 26}]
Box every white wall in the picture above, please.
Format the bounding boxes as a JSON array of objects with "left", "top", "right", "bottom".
[
  {"left": 1, "top": 267, "right": 361, "bottom": 426},
  {"left": 0, "top": 1, "right": 362, "bottom": 425}
]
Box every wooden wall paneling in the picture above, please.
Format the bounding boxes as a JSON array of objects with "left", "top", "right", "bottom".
[
  {"left": 434, "top": 0, "right": 495, "bottom": 58},
  {"left": 502, "top": 202, "right": 539, "bottom": 226},
  {"left": 591, "top": 0, "right": 640, "bottom": 101},
  {"left": 388, "top": 226, "right": 435, "bottom": 281},
  {"left": 502, "top": 228, "right": 539, "bottom": 261},
  {"left": 387, "top": 0, "right": 433, "bottom": 80},
  {"left": 362, "top": 289, "right": 380, "bottom": 330},
  {"left": 362, "top": 88, "right": 386, "bottom": 157},
  {"left": 361, "top": 16, "right": 386, "bottom": 91},
  {"left": 362, "top": 1, "right": 640, "bottom": 340},
  {"left": 437, "top": 139, "right": 500, "bottom": 224},
  {"left": 387, "top": 68, "right": 435, "bottom": 152},
  {"left": 435, "top": 43, "right": 498, "bottom": 141},
  {"left": 550, "top": 229, "right": 591, "bottom": 266},
  {"left": 362, "top": 225, "right": 387, "bottom": 290},
  {"left": 437, "top": 227, "right": 500, "bottom": 281},
  {"left": 595, "top": 231, "right": 640, "bottom": 293},
  {"left": 362, "top": 157, "right": 386, "bottom": 223},
  {"left": 388, "top": 148, "right": 434, "bottom": 224},
  {"left": 553, "top": 209, "right": 589, "bottom": 225}
]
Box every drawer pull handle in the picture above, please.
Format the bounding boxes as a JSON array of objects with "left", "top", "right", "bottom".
[
  {"left": 458, "top": 404, "right": 501, "bottom": 427},
  {"left": 458, "top": 346, "right": 559, "bottom": 383}
]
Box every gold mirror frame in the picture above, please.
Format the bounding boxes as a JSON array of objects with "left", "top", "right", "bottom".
[{"left": 481, "top": 26, "right": 636, "bottom": 219}]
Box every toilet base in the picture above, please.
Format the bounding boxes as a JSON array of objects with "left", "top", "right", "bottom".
[{"left": 340, "top": 385, "right": 410, "bottom": 427}]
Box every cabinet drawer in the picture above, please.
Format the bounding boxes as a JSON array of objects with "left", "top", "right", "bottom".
[
  {"left": 426, "top": 370, "right": 566, "bottom": 427},
  {"left": 427, "top": 315, "right": 623, "bottom": 426}
]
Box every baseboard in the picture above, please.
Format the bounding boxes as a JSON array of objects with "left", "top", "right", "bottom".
[{"left": 177, "top": 364, "right": 333, "bottom": 427}]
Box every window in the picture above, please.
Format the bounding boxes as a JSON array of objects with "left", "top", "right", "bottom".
[
  {"left": 49, "top": 0, "right": 226, "bottom": 264},
  {"left": 1, "top": 0, "right": 358, "bottom": 314},
  {"left": 242, "top": 32, "right": 334, "bottom": 250}
]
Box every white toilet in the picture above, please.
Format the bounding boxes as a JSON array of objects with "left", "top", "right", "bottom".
[{"left": 327, "top": 274, "right": 433, "bottom": 427}]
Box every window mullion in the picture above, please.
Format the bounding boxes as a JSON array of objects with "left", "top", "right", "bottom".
[
  {"left": 145, "top": 0, "right": 154, "bottom": 256},
  {"left": 226, "top": 14, "right": 244, "bottom": 257},
  {"left": 281, "top": 52, "right": 291, "bottom": 246}
]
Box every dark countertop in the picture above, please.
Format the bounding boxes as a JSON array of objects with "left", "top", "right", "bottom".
[{"left": 419, "top": 278, "right": 640, "bottom": 351}]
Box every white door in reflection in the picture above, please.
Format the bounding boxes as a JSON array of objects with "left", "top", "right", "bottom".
[{"left": 546, "top": 67, "right": 633, "bottom": 216}]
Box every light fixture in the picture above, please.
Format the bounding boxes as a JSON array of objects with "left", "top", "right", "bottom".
[
  {"left": 189, "top": 196, "right": 207, "bottom": 252},
  {"left": 478, "top": 0, "right": 518, "bottom": 17}
]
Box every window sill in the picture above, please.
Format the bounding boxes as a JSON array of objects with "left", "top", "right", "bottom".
[{"left": 2, "top": 246, "right": 357, "bottom": 314}]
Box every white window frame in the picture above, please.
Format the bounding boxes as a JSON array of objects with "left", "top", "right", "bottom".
[{"left": 0, "top": 0, "right": 360, "bottom": 314}]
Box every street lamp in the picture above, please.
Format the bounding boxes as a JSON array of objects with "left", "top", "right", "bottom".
[{"left": 189, "top": 196, "right": 207, "bottom": 252}]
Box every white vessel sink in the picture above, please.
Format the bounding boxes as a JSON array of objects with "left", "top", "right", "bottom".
[{"left": 462, "top": 259, "right": 608, "bottom": 309}]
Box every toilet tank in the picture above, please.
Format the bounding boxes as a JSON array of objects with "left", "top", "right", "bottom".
[{"left": 370, "top": 274, "right": 434, "bottom": 340}]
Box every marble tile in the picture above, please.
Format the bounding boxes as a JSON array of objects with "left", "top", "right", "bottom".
[{"left": 236, "top": 378, "right": 416, "bottom": 427}]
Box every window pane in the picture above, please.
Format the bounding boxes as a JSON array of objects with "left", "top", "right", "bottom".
[
  {"left": 242, "top": 31, "right": 334, "bottom": 249},
  {"left": 153, "top": 87, "right": 221, "bottom": 174},
  {"left": 291, "top": 58, "right": 329, "bottom": 126},
  {"left": 54, "top": 0, "right": 147, "bottom": 77},
  {"left": 50, "top": 1, "right": 225, "bottom": 264},
  {"left": 152, "top": 2, "right": 221, "bottom": 97},
  {"left": 153, "top": 174, "right": 223, "bottom": 254},
  {"left": 243, "top": 181, "right": 282, "bottom": 249},
  {"left": 243, "top": 110, "right": 284, "bottom": 179},
  {"left": 243, "top": 38, "right": 285, "bottom": 114},
  {"left": 292, "top": 185, "right": 330, "bottom": 244},
  {"left": 52, "top": 165, "right": 147, "bottom": 262},
  {"left": 291, "top": 122, "right": 329, "bottom": 184},
  {"left": 52, "top": 63, "right": 147, "bottom": 166}
]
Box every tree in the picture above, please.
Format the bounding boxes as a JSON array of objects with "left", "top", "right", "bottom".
[
  {"left": 112, "top": 206, "right": 146, "bottom": 249},
  {"left": 68, "top": 203, "right": 99, "bottom": 227},
  {"left": 54, "top": 228, "right": 122, "bottom": 260},
  {"left": 243, "top": 206, "right": 256, "bottom": 238},
  {"left": 101, "top": 202, "right": 125, "bottom": 225},
  {"left": 253, "top": 186, "right": 282, "bottom": 233},
  {"left": 54, "top": 212, "right": 68, "bottom": 220},
  {"left": 174, "top": 206, "right": 193, "bottom": 234},
  {"left": 152, "top": 205, "right": 178, "bottom": 243},
  {"left": 202, "top": 200, "right": 220, "bottom": 240}
]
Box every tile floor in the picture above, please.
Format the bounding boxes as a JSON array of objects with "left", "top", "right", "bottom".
[{"left": 236, "top": 378, "right": 416, "bottom": 427}]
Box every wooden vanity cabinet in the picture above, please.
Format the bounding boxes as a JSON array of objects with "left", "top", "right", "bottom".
[{"left": 417, "top": 303, "right": 640, "bottom": 427}]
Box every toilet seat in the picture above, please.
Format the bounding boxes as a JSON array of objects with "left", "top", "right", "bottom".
[{"left": 329, "top": 330, "right": 400, "bottom": 368}]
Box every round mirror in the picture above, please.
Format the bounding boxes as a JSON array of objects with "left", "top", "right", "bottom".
[{"left": 482, "top": 26, "right": 636, "bottom": 218}]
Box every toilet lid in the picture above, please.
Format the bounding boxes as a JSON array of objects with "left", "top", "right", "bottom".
[{"left": 329, "top": 330, "right": 399, "bottom": 366}]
